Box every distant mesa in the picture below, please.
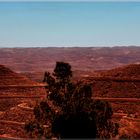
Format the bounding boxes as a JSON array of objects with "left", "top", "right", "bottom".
[
  {"left": 0, "top": 65, "right": 45, "bottom": 112},
  {"left": 100, "top": 64, "right": 140, "bottom": 78},
  {"left": 0, "top": 47, "right": 140, "bottom": 73},
  {"left": 0, "top": 65, "right": 35, "bottom": 86}
]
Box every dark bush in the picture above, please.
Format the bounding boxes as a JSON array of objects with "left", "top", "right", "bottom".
[{"left": 25, "top": 62, "right": 118, "bottom": 139}]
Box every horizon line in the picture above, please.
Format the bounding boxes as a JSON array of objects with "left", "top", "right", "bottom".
[{"left": 0, "top": 45, "right": 140, "bottom": 49}]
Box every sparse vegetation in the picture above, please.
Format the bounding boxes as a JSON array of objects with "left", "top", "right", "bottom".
[
  {"left": 25, "top": 62, "right": 118, "bottom": 139},
  {"left": 0, "top": 61, "right": 140, "bottom": 138}
]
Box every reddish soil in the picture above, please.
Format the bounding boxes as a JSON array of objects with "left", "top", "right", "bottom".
[
  {"left": 0, "top": 47, "right": 140, "bottom": 73},
  {"left": 0, "top": 51, "right": 140, "bottom": 139}
]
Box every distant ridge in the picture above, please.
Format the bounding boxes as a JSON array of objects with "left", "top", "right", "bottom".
[
  {"left": 100, "top": 64, "right": 140, "bottom": 78},
  {"left": 0, "top": 65, "right": 35, "bottom": 85},
  {"left": 0, "top": 47, "right": 140, "bottom": 72},
  {"left": 0, "top": 65, "right": 45, "bottom": 112}
]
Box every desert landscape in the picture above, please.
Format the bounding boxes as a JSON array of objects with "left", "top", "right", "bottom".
[
  {"left": 0, "top": 0, "right": 140, "bottom": 138},
  {"left": 0, "top": 47, "right": 140, "bottom": 138}
]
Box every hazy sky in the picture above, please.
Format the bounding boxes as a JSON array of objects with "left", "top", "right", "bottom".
[{"left": 0, "top": 1, "right": 140, "bottom": 47}]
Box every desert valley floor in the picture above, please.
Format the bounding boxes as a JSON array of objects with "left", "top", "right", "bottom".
[{"left": 0, "top": 47, "right": 140, "bottom": 138}]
